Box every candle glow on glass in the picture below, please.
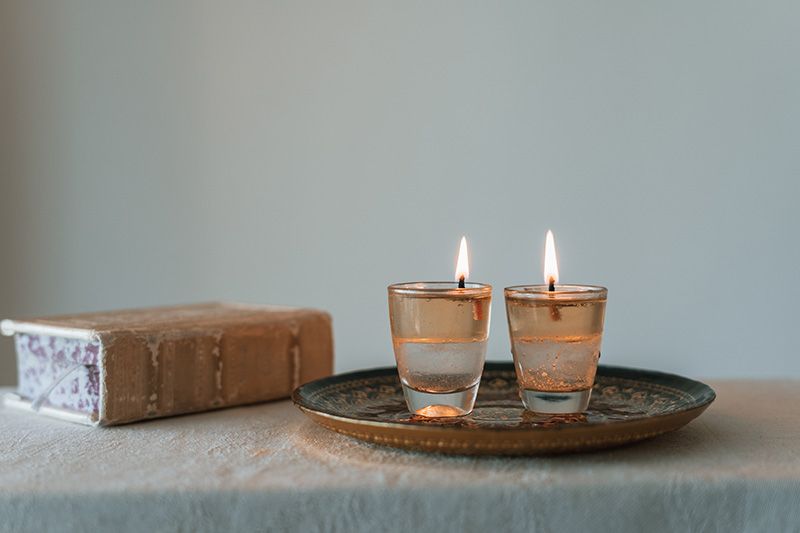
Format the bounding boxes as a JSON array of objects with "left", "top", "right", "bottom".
[
  {"left": 544, "top": 230, "right": 559, "bottom": 287},
  {"left": 455, "top": 236, "right": 470, "bottom": 283}
]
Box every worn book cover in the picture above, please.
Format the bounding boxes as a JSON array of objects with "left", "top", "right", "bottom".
[{"left": 1, "top": 302, "right": 334, "bottom": 426}]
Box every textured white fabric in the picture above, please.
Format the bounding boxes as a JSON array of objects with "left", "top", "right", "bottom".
[{"left": 1, "top": 381, "right": 799, "bottom": 533}]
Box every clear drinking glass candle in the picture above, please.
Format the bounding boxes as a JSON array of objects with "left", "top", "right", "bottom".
[
  {"left": 505, "top": 284, "right": 607, "bottom": 413},
  {"left": 388, "top": 282, "right": 492, "bottom": 417}
]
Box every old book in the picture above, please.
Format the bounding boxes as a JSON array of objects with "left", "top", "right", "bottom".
[{"left": 1, "top": 302, "right": 333, "bottom": 426}]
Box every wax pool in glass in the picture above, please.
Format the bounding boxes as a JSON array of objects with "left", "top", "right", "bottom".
[
  {"left": 388, "top": 282, "right": 492, "bottom": 417},
  {"left": 504, "top": 285, "right": 607, "bottom": 414}
]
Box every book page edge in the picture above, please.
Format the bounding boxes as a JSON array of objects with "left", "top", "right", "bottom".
[
  {"left": 1, "top": 320, "right": 97, "bottom": 340},
  {"left": 2, "top": 393, "right": 100, "bottom": 426}
]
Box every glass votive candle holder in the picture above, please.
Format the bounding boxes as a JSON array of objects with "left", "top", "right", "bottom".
[
  {"left": 388, "top": 282, "right": 492, "bottom": 417},
  {"left": 504, "top": 285, "right": 607, "bottom": 414}
]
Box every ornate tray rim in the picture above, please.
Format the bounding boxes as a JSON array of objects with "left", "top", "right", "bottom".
[{"left": 292, "top": 362, "right": 716, "bottom": 455}]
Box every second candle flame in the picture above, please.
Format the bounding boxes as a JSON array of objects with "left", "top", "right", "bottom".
[
  {"left": 455, "top": 236, "right": 470, "bottom": 283},
  {"left": 544, "top": 230, "right": 559, "bottom": 286}
]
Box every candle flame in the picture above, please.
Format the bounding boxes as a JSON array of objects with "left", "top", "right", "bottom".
[
  {"left": 544, "top": 230, "right": 559, "bottom": 286},
  {"left": 455, "top": 236, "right": 469, "bottom": 282}
]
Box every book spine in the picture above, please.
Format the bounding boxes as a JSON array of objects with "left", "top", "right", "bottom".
[{"left": 99, "top": 312, "right": 333, "bottom": 425}]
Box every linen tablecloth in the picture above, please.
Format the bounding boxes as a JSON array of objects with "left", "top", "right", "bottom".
[{"left": 1, "top": 381, "right": 798, "bottom": 532}]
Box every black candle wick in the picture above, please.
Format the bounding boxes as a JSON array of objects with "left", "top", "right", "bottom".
[
  {"left": 548, "top": 278, "right": 555, "bottom": 292},
  {"left": 458, "top": 276, "right": 466, "bottom": 289}
]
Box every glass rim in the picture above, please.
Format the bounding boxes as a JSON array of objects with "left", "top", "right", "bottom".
[
  {"left": 504, "top": 284, "right": 607, "bottom": 301},
  {"left": 388, "top": 281, "right": 492, "bottom": 297}
]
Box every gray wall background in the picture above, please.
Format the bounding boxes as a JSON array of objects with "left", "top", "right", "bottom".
[{"left": 1, "top": 1, "right": 798, "bottom": 385}]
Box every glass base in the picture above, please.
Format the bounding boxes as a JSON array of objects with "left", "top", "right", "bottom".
[
  {"left": 401, "top": 383, "right": 479, "bottom": 417},
  {"left": 520, "top": 388, "right": 592, "bottom": 414}
]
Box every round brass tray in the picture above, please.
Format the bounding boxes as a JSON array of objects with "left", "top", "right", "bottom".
[{"left": 292, "top": 362, "right": 716, "bottom": 455}]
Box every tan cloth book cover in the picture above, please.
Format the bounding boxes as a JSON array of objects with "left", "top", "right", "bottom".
[{"left": 1, "top": 302, "right": 334, "bottom": 426}]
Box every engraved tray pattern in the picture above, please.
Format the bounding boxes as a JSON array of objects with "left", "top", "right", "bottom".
[{"left": 293, "top": 362, "right": 716, "bottom": 455}]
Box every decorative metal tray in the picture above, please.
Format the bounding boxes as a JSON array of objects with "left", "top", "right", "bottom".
[{"left": 292, "top": 362, "right": 716, "bottom": 455}]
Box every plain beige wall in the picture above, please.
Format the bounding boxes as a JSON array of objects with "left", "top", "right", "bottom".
[{"left": 1, "top": 0, "right": 799, "bottom": 385}]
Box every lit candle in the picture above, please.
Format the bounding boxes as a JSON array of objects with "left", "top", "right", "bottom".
[
  {"left": 387, "top": 237, "right": 492, "bottom": 417},
  {"left": 504, "top": 230, "right": 608, "bottom": 414}
]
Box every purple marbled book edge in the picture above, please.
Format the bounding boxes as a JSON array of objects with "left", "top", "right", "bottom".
[{"left": 15, "top": 333, "right": 101, "bottom": 416}]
